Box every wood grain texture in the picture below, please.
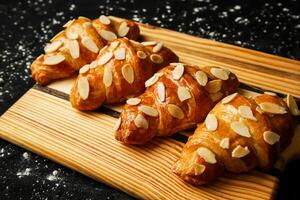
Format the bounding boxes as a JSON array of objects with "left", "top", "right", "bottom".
[{"left": 0, "top": 89, "right": 278, "bottom": 200}]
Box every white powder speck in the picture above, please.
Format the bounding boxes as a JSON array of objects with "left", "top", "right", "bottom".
[
  {"left": 47, "top": 170, "right": 60, "bottom": 181},
  {"left": 16, "top": 168, "right": 31, "bottom": 178},
  {"left": 234, "top": 5, "right": 241, "bottom": 10},
  {"left": 23, "top": 152, "right": 29, "bottom": 159}
]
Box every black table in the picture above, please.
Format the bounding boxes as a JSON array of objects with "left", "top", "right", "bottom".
[{"left": 0, "top": 0, "right": 299, "bottom": 199}]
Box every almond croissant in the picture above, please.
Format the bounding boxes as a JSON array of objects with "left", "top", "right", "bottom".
[
  {"left": 173, "top": 93, "right": 294, "bottom": 185},
  {"left": 31, "top": 15, "right": 140, "bottom": 85},
  {"left": 70, "top": 38, "right": 178, "bottom": 110},
  {"left": 115, "top": 64, "right": 239, "bottom": 144}
]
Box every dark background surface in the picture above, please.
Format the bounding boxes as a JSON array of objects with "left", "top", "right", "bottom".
[{"left": 0, "top": 0, "right": 299, "bottom": 199}]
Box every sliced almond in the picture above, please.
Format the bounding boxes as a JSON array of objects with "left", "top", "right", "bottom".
[
  {"left": 258, "top": 102, "right": 287, "bottom": 114},
  {"left": 110, "top": 41, "right": 120, "bottom": 50},
  {"left": 63, "top": 19, "right": 75, "bottom": 28},
  {"left": 238, "top": 106, "right": 257, "bottom": 121},
  {"left": 194, "top": 164, "right": 206, "bottom": 175},
  {"left": 137, "top": 51, "right": 147, "bottom": 59},
  {"left": 77, "top": 77, "right": 89, "bottom": 100},
  {"left": 114, "top": 47, "right": 126, "bottom": 60},
  {"left": 126, "top": 98, "right": 141, "bottom": 105},
  {"left": 263, "top": 131, "right": 280, "bottom": 145},
  {"left": 219, "top": 138, "right": 230, "bottom": 149},
  {"left": 89, "top": 61, "right": 97, "bottom": 69},
  {"left": 205, "top": 80, "right": 222, "bottom": 93},
  {"left": 177, "top": 86, "right": 191, "bottom": 102},
  {"left": 197, "top": 147, "right": 217, "bottom": 164},
  {"left": 138, "top": 105, "right": 158, "bottom": 117},
  {"left": 134, "top": 114, "right": 148, "bottom": 129},
  {"left": 44, "top": 41, "right": 63, "bottom": 53},
  {"left": 81, "top": 37, "right": 99, "bottom": 53},
  {"left": 256, "top": 106, "right": 263, "bottom": 114},
  {"left": 167, "top": 104, "right": 184, "bottom": 119},
  {"left": 145, "top": 74, "right": 159, "bottom": 87},
  {"left": 195, "top": 71, "right": 208, "bottom": 86},
  {"left": 43, "top": 55, "right": 65, "bottom": 65},
  {"left": 157, "top": 82, "right": 165, "bottom": 102},
  {"left": 122, "top": 64, "right": 134, "bottom": 84},
  {"left": 79, "top": 64, "right": 90, "bottom": 74},
  {"left": 205, "top": 114, "right": 218, "bottom": 131},
  {"left": 222, "top": 93, "right": 238, "bottom": 104},
  {"left": 113, "top": 118, "right": 121, "bottom": 131},
  {"left": 287, "top": 94, "right": 300, "bottom": 116},
  {"left": 155, "top": 72, "right": 164, "bottom": 77},
  {"left": 100, "top": 30, "right": 117, "bottom": 41},
  {"left": 226, "top": 105, "right": 238, "bottom": 114},
  {"left": 118, "top": 22, "right": 130, "bottom": 37},
  {"left": 103, "top": 67, "right": 113, "bottom": 87},
  {"left": 264, "top": 91, "right": 277, "bottom": 96},
  {"left": 152, "top": 42, "right": 163, "bottom": 53},
  {"left": 150, "top": 54, "right": 164, "bottom": 64},
  {"left": 230, "top": 121, "right": 251, "bottom": 137},
  {"left": 66, "top": 31, "right": 78, "bottom": 40},
  {"left": 172, "top": 64, "right": 184, "bottom": 80},
  {"left": 232, "top": 145, "right": 250, "bottom": 158},
  {"left": 82, "top": 22, "right": 92, "bottom": 28},
  {"left": 209, "top": 92, "right": 223, "bottom": 102},
  {"left": 68, "top": 40, "right": 80, "bottom": 59},
  {"left": 99, "top": 15, "right": 111, "bottom": 25},
  {"left": 98, "top": 52, "right": 113, "bottom": 65},
  {"left": 141, "top": 41, "right": 157, "bottom": 46},
  {"left": 210, "top": 68, "right": 229, "bottom": 80}
]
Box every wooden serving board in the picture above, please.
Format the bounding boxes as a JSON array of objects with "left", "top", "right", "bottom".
[{"left": 1, "top": 16, "right": 300, "bottom": 200}]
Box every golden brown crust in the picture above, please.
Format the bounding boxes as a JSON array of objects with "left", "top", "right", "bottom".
[
  {"left": 115, "top": 65, "right": 239, "bottom": 144},
  {"left": 31, "top": 16, "right": 140, "bottom": 85},
  {"left": 173, "top": 94, "right": 294, "bottom": 185},
  {"left": 70, "top": 38, "right": 178, "bottom": 110}
]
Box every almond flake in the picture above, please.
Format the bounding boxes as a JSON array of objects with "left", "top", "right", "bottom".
[
  {"left": 219, "top": 138, "right": 230, "bottom": 149},
  {"left": 110, "top": 41, "right": 120, "bottom": 50},
  {"left": 157, "top": 82, "right": 165, "bottom": 102},
  {"left": 205, "top": 114, "right": 218, "bottom": 131},
  {"left": 258, "top": 102, "right": 287, "bottom": 114},
  {"left": 155, "top": 72, "right": 164, "bottom": 77},
  {"left": 263, "top": 131, "right": 280, "bottom": 145},
  {"left": 222, "top": 93, "right": 238, "bottom": 104},
  {"left": 287, "top": 94, "right": 300, "bottom": 116},
  {"left": 138, "top": 105, "right": 158, "bottom": 117},
  {"left": 66, "top": 31, "right": 78, "bottom": 40},
  {"left": 137, "top": 51, "right": 147, "bottom": 59},
  {"left": 145, "top": 74, "right": 159, "bottom": 87},
  {"left": 230, "top": 121, "right": 251, "bottom": 137},
  {"left": 99, "top": 15, "right": 111, "bottom": 25},
  {"left": 205, "top": 80, "right": 222, "bottom": 93},
  {"left": 126, "top": 98, "right": 141, "bottom": 105},
  {"left": 68, "top": 40, "right": 80, "bottom": 59},
  {"left": 103, "top": 67, "right": 113, "bottom": 87},
  {"left": 197, "top": 147, "right": 217, "bottom": 164},
  {"left": 43, "top": 55, "right": 65, "bottom": 65},
  {"left": 122, "top": 64, "right": 134, "bottom": 84},
  {"left": 152, "top": 42, "right": 163, "bottom": 53},
  {"left": 150, "top": 54, "right": 164, "bottom": 64},
  {"left": 78, "top": 77, "right": 89, "bottom": 100},
  {"left": 89, "top": 61, "right": 97, "bottom": 69},
  {"left": 44, "top": 41, "right": 63, "bottom": 53},
  {"left": 177, "top": 86, "right": 191, "bottom": 102},
  {"left": 194, "top": 164, "right": 206, "bottom": 175},
  {"left": 209, "top": 92, "right": 223, "bottom": 102},
  {"left": 118, "top": 22, "right": 130, "bottom": 37},
  {"left": 167, "top": 104, "right": 184, "bottom": 119},
  {"left": 238, "top": 106, "right": 257, "bottom": 121},
  {"left": 98, "top": 52, "right": 113, "bottom": 65},
  {"left": 113, "top": 118, "right": 121, "bottom": 131},
  {"left": 114, "top": 47, "right": 126, "bottom": 60},
  {"left": 141, "top": 41, "right": 157, "bottom": 46},
  {"left": 134, "top": 114, "right": 148, "bottom": 129},
  {"left": 264, "top": 91, "right": 277, "bottom": 96},
  {"left": 172, "top": 64, "right": 184, "bottom": 80},
  {"left": 210, "top": 68, "right": 229, "bottom": 80},
  {"left": 232, "top": 145, "right": 250, "bottom": 158},
  {"left": 226, "top": 105, "right": 238, "bottom": 114},
  {"left": 79, "top": 64, "right": 90, "bottom": 74},
  {"left": 63, "top": 19, "right": 74, "bottom": 28},
  {"left": 195, "top": 71, "right": 208, "bottom": 86},
  {"left": 100, "top": 30, "right": 117, "bottom": 41},
  {"left": 82, "top": 22, "right": 92, "bottom": 28},
  {"left": 81, "top": 37, "right": 99, "bottom": 53},
  {"left": 256, "top": 106, "right": 263, "bottom": 114}
]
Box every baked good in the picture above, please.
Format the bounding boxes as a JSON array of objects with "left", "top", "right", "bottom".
[
  {"left": 115, "top": 64, "right": 239, "bottom": 144},
  {"left": 31, "top": 15, "right": 140, "bottom": 85}
]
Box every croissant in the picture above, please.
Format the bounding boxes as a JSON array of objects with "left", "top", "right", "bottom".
[
  {"left": 70, "top": 38, "right": 178, "bottom": 110},
  {"left": 31, "top": 15, "right": 140, "bottom": 85},
  {"left": 115, "top": 64, "right": 239, "bottom": 144},
  {"left": 173, "top": 93, "right": 295, "bottom": 185}
]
